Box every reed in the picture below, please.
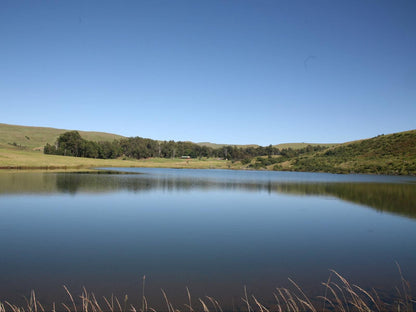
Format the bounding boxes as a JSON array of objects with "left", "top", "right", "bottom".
[{"left": 0, "top": 271, "right": 414, "bottom": 312}]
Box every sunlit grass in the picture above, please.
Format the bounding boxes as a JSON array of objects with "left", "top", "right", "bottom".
[
  {"left": 0, "top": 123, "right": 123, "bottom": 150},
  {"left": 0, "top": 145, "right": 237, "bottom": 172}
]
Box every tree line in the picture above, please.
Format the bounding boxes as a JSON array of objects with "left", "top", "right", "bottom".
[{"left": 44, "top": 131, "right": 327, "bottom": 161}]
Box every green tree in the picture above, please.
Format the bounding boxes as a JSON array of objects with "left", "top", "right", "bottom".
[{"left": 56, "top": 131, "right": 85, "bottom": 157}]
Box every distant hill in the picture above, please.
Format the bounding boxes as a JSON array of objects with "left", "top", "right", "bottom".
[
  {"left": 196, "top": 142, "right": 260, "bottom": 149},
  {"left": 273, "top": 142, "right": 338, "bottom": 149},
  {"left": 287, "top": 130, "right": 416, "bottom": 175},
  {"left": 1, "top": 123, "right": 337, "bottom": 151},
  {"left": 197, "top": 142, "right": 338, "bottom": 149},
  {"left": 0, "top": 123, "right": 124, "bottom": 151}
]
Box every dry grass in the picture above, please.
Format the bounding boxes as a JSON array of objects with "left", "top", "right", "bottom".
[
  {"left": 0, "top": 145, "right": 236, "bottom": 172},
  {"left": 0, "top": 123, "right": 124, "bottom": 150},
  {"left": 1, "top": 268, "right": 414, "bottom": 312}
]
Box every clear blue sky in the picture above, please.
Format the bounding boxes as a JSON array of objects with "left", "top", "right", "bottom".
[{"left": 1, "top": 1, "right": 415, "bottom": 145}]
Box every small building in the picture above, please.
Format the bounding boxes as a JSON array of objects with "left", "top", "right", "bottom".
[{"left": 181, "top": 156, "right": 191, "bottom": 159}]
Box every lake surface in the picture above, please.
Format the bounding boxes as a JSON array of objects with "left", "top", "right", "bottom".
[{"left": 1, "top": 168, "right": 416, "bottom": 309}]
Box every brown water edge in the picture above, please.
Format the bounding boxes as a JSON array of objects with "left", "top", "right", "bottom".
[
  {"left": 0, "top": 167, "right": 142, "bottom": 174},
  {"left": 0, "top": 165, "right": 97, "bottom": 172},
  {"left": 1, "top": 269, "right": 414, "bottom": 312}
]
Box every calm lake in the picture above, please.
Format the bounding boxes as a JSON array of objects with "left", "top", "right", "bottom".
[{"left": 1, "top": 168, "right": 416, "bottom": 309}]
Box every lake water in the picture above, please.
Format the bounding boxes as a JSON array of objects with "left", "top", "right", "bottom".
[{"left": 1, "top": 168, "right": 416, "bottom": 309}]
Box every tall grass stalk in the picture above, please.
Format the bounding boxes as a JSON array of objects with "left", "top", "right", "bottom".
[{"left": 0, "top": 270, "right": 414, "bottom": 312}]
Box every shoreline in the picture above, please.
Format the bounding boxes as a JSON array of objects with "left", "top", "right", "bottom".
[
  {"left": 1, "top": 165, "right": 415, "bottom": 177},
  {"left": 0, "top": 147, "right": 414, "bottom": 176}
]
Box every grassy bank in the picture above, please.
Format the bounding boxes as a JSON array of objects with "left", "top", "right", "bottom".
[
  {"left": 0, "top": 144, "right": 237, "bottom": 172},
  {"left": 0, "top": 270, "right": 414, "bottom": 312}
]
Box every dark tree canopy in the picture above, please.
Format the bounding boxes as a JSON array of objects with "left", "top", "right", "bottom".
[{"left": 44, "top": 131, "right": 325, "bottom": 164}]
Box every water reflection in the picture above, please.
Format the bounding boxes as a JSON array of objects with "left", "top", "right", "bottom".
[
  {"left": 1, "top": 169, "right": 416, "bottom": 308},
  {"left": 1, "top": 170, "right": 415, "bottom": 219}
]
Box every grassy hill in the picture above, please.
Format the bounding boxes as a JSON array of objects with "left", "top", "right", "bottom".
[
  {"left": 196, "top": 142, "right": 260, "bottom": 149},
  {"left": 198, "top": 142, "right": 338, "bottom": 149},
  {"left": 0, "top": 123, "right": 415, "bottom": 175},
  {"left": 1, "top": 123, "right": 336, "bottom": 151},
  {"left": 286, "top": 130, "right": 416, "bottom": 175},
  {"left": 0, "top": 123, "right": 124, "bottom": 150},
  {"left": 273, "top": 142, "right": 338, "bottom": 149}
]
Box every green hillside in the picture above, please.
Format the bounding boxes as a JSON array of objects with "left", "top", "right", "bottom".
[
  {"left": 288, "top": 130, "right": 416, "bottom": 175},
  {"left": 0, "top": 123, "right": 124, "bottom": 151}
]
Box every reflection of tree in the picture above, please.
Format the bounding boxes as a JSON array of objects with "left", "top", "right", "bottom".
[
  {"left": 271, "top": 183, "right": 416, "bottom": 219},
  {"left": 56, "top": 174, "right": 82, "bottom": 194},
  {"left": 50, "top": 175, "right": 416, "bottom": 219},
  {"left": 1, "top": 172, "right": 415, "bottom": 219}
]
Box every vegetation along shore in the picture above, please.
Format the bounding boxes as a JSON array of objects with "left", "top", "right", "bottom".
[
  {"left": 0, "top": 123, "right": 415, "bottom": 175},
  {"left": 0, "top": 269, "right": 414, "bottom": 312}
]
